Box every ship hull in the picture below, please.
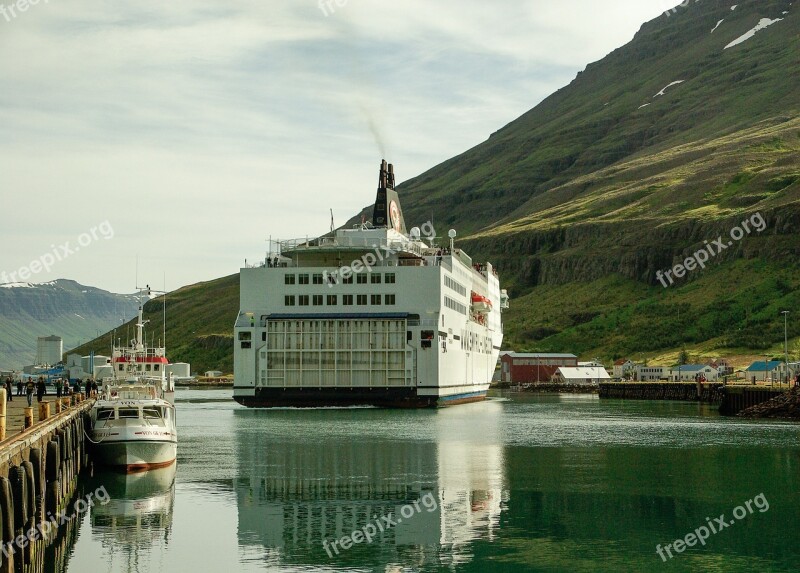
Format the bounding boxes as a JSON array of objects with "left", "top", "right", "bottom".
[
  {"left": 233, "top": 387, "right": 487, "bottom": 409},
  {"left": 91, "top": 439, "right": 177, "bottom": 473}
]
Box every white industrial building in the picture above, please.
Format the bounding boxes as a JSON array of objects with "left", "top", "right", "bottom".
[
  {"left": 65, "top": 354, "right": 190, "bottom": 382},
  {"left": 552, "top": 366, "right": 610, "bottom": 385},
  {"left": 167, "top": 363, "right": 191, "bottom": 379},
  {"left": 36, "top": 335, "right": 62, "bottom": 366},
  {"left": 636, "top": 366, "right": 669, "bottom": 381}
]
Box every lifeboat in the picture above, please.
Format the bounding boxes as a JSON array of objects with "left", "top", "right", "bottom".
[{"left": 471, "top": 292, "right": 492, "bottom": 314}]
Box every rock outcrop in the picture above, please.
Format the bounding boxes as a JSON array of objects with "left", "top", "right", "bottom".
[{"left": 738, "top": 387, "right": 800, "bottom": 419}]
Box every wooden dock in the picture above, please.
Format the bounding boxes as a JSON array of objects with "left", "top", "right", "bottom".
[{"left": 0, "top": 390, "right": 93, "bottom": 572}]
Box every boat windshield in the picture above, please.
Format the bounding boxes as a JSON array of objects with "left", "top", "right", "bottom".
[
  {"left": 118, "top": 408, "right": 139, "bottom": 419},
  {"left": 97, "top": 408, "right": 115, "bottom": 420},
  {"left": 143, "top": 407, "right": 163, "bottom": 420}
]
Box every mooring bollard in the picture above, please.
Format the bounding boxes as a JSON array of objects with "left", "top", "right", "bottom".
[
  {"left": 55, "top": 399, "right": 62, "bottom": 414},
  {"left": 39, "top": 401, "right": 50, "bottom": 422},
  {"left": 0, "top": 388, "right": 6, "bottom": 441},
  {"left": 24, "top": 407, "right": 34, "bottom": 429},
  {"left": 62, "top": 397, "right": 71, "bottom": 410}
]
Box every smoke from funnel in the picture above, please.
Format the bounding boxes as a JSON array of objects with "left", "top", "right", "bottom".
[
  {"left": 318, "top": 14, "right": 392, "bottom": 160},
  {"left": 360, "top": 104, "right": 388, "bottom": 158}
]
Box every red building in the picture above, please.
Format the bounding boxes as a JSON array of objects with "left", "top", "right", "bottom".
[{"left": 500, "top": 352, "right": 579, "bottom": 383}]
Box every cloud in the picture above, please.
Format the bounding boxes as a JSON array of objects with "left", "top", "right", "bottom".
[{"left": 0, "top": 0, "right": 667, "bottom": 292}]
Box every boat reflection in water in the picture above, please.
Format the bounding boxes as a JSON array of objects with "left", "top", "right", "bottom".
[
  {"left": 234, "top": 400, "right": 508, "bottom": 569},
  {"left": 87, "top": 465, "right": 176, "bottom": 568}
]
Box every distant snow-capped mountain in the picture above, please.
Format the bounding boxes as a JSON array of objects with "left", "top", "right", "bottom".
[{"left": 0, "top": 279, "right": 139, "bottom": 369}]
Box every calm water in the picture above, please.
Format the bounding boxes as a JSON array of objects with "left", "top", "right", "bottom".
[{"left": 55, "top": 390, "right": 799, "bottom": 572}]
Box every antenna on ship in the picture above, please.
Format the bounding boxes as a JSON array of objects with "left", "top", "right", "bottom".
[
  {"left": 162, "top": 274, "right": 167, "bottom": 352},
  {"left": 330, "top": 209, "right": 335, "bottom": 233}
]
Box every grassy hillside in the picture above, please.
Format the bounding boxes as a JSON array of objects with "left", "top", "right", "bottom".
[{"left": 69, "top": 274, "right": 238, "bottom": 375}]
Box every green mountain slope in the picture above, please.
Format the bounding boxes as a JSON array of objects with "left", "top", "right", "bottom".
[
  {"left": 70, "top": 274, "right": 238, "bottom": 375},
  {"left": 389, "top": 0, "right": 799, "bottom": 236},
  {"left": 71, "top": 0, "right": 800, "bottom": 368}
]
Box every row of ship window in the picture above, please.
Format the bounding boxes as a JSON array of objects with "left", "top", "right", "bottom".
[
  {"left": 285, "top": 273, "right": 396, "bottom": 285},
  {"left": 285, "top": 294, "right": 396, "bottom": 306}
]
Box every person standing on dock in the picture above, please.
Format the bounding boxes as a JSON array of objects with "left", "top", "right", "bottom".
[
  {"left": 55, "top": 377, "right": 63, "bottom": 398},
  {"left": 36, "top": 377, "right": 46, "bottom": 402},
  {"left": 25, "top": 378, "right": 34, "bottom": 406},
  {"left": 16, "top": 379, "right": 23, "bottom": 396},
  {"left": 4, "top": 377, "right": 12, "bottom": 401}
]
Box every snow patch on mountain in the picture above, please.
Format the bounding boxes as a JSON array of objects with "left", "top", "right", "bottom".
[
  {"left": 724, "top": 17, "right": 783, "bottom": 49},
  {"left": 654, "top": 81, "right": 685, "bottom": 97}
]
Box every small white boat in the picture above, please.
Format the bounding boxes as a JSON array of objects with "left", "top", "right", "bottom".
[{"left": 89, "top": 287, "right": 177, "bottom": 473}]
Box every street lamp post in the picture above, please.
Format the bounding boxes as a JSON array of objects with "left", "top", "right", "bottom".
[
  {"left": 766, "top": 354, "right": 771, "bottom": 388},
  {"left": 782, "top": 310, "right": 790, "bottom": 386}
]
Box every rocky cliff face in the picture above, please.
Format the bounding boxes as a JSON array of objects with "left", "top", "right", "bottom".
[
  {"left": 0, "top": 280, "right": 139, "bottom": 369},
  {"left": 468, "top": 208, "right": 800, "bottom": 292}
]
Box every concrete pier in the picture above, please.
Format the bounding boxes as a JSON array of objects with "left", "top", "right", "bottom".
[
  {"left": 598, "top": 382, "right": 788, "bottom": 416},
  {"left": 598, "top": 382, "right": 724, "bottom": 403},
  {"left": 718, "top": 385, "right": 787, "bottom": 416}
]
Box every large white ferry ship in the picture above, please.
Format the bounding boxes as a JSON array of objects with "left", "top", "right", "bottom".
[{"left": 233, "top": 161, "right": 508, "bottom": 408}]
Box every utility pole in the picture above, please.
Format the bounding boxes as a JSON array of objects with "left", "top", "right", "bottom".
[{"left": 782, "top": 310, "right": 790, "bottom": 386}]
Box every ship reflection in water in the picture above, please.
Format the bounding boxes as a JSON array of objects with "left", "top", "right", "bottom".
[
  {"left": 86, "top": 465, "right": 176, "bottom": 568},
  {"left": 234, "top": 400, "right": 508, "bottom": 569}
]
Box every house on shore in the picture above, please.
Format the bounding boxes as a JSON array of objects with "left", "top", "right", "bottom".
[
  {"left": 613, "top": 359, "right": 636, "bottom": 379},
  {"left": 668, "top": 364, "right": 720, "bottom": 382},
  {"left": 744, "top": 361, "right": 787, "bottom": 383}
]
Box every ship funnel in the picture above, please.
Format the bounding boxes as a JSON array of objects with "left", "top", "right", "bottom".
[{"left": 371, "top": 159, "right": 406, "bottom": 234}]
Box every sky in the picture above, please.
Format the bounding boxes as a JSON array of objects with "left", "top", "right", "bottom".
[{"left": 0, "top": 0, "right": 677, "bottom": 294}]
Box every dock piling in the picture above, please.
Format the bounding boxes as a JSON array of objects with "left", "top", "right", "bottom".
[
  {"left": 0, "top": 388, "right": 5, "bottom": 441},
  {"left": 24, "top": 407, "right": 34, "bottom": 429},
  {"left": 38, "top": 402, "right": 50, "bottom": 422}
]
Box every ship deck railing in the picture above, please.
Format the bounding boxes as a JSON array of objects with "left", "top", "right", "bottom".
[{"left": 278, "top": 236, "right": 428, "bottom": 257}]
